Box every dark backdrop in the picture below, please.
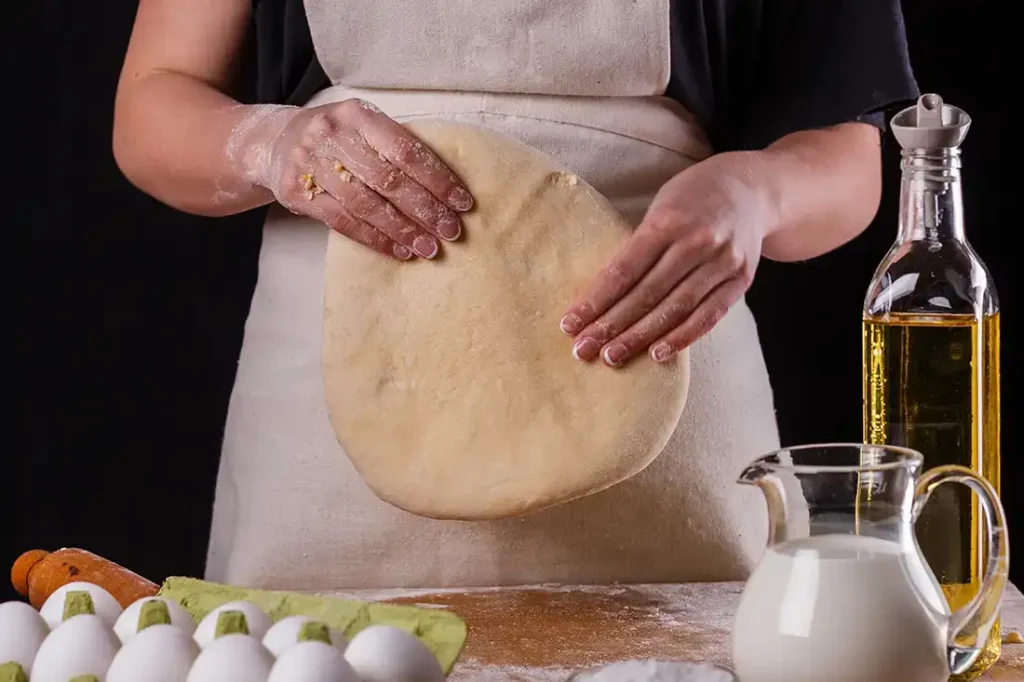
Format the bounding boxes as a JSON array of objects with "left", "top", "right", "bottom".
[{"left": 10, "top": 1, "right": 1016, "bottom": 602}]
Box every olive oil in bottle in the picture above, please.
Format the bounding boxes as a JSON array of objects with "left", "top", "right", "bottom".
[{"left": 862, "top": 95, "right": 1001, "bottom": 681}]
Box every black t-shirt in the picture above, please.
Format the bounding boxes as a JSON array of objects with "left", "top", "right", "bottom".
[{"left": 252, "top": 0, "right": 920, "bottom": 152}]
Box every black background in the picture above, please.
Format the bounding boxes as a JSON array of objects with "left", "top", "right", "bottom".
[{"left": 10, "top": 1, "right": 1017, "bottom": 602}]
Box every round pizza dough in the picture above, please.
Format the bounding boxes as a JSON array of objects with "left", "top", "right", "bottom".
[{"left": 322, "top": 120, "right": 689, "bottom": 520}]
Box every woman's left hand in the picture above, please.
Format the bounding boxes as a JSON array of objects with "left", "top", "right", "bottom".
[{"left": 560, "top": 151, "right": 777, "bottom": 367}]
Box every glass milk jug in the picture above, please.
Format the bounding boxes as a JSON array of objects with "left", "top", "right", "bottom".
[
  {"left": 731, "top": 444, "right": 1008, "bottom": 682},
  {"left": 863, "top": 95, "right": 1002, "bottom": 680}
]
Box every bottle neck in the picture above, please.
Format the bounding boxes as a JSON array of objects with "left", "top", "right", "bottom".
[{"left": 898, "top": 148, "right": 966, "bottom": 243}]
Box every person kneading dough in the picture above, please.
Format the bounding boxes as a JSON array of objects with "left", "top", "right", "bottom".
[{"left": 113, "top": 0, "right": 920, "bottom": 588}]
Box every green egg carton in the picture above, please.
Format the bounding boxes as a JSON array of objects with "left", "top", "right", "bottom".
[{"left": 158, "top": 576, "right": 467, "bottom": 673}]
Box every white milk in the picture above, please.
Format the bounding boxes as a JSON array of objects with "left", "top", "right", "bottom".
[{"left": 732, "top": 534, "right": 950, "bottom": 682}]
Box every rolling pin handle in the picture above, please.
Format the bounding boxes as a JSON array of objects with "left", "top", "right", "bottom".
[{"left": 11, "top": 549, "right": 50, "bottom": 597}]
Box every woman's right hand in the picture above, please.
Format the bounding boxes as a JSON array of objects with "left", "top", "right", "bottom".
[{"left": 244, "top": 99, "right": 474, "bottom": 260}]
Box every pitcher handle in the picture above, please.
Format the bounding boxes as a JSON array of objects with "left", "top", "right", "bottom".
[{"left": 913, "top": 464, "right": 1010, "bottom": 675}]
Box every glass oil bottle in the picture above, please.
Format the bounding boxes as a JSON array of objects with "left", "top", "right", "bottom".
[{"left": 862, "top": 94, "right": 1001, "bottom": 680}]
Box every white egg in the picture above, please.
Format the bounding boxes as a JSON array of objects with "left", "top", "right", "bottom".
[
  {"left": 107, "top": 623, "right": 199, "bottom": 682},
  {"left": 114, "top": 597, "right": 196, "bottom": 644},
  {"left": 186, "top": 634, "right": 274, "bottom": 682},
  {"left": 262, "top": 615, "right": 347, "bottom": 657},
  {"left": 39, "top": 581, "right": 123, "bottom": 629},
  {"left": 0, "top": 601, "right": 50, "bottom": 673},
  {"left": 268, "top": 640, "right": 361, "bottom": 682},
  {"left": 344, "top": 625, "right": 445, "bottom": 682},
  {"left": 30, "top": 614, "right": 121, "bottom": 682},
  {"left": 193, "top": 602, "right": 272, "bottom": 648}
]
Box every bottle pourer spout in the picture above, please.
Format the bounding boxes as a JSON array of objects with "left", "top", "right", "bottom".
[{"left": 891, "top": 93, "right": 971, "bottom": 151}]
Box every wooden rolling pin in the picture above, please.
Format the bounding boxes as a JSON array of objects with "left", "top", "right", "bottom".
[{"left": 11, "top": 549, "right": 159, "bottom": 609}]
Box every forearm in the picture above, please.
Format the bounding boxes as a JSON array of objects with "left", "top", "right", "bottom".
[
  {"left": 113, "top": 72, "right": 297, "bottom": 217},
  {"left": 754, "top": 122, "right": 882, "bottom": 262}
]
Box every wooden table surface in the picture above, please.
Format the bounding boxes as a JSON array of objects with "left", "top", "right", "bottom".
[{"left": 335, "top": 582, "right": 1024, "bottom": 681}]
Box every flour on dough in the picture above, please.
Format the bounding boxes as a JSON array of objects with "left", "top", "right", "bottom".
[{"left": 322, "top": 120, "right": 689, "bottom": 520}]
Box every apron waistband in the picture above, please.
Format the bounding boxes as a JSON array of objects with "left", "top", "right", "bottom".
[{"left": 307, "top": 86, "right": 713, "bottom": 162}]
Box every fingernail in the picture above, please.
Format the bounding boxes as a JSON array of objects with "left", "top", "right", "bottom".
[
  {"left": 602, "top": 343, "right": 628, "bottom": 367},
  {"left": 438, "top": 214, "right": 462, "bottom": 241},
  {"left": 413, "top": 236, "right": 439, "bottom": 259},
  {"left": 651, "top": 342, "right": 674, "bottom": 362},
  {"left": 572, "top": 337, "right": 600, "bottom": 361},
  {"left": 560, "top": 314, "right": 582, "bottom": 335},
  {"left": 393, "top": 244, "right": 413, "bottom": 260},
  {"left": 448, "top": 187, "right": 473, "bottom": 212}
]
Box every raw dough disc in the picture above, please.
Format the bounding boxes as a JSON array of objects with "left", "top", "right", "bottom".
[{"left": 322, "top": 120, "right": 690, "bottom": 520}]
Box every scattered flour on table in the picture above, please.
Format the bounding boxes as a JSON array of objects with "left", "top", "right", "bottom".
[
  {"left": 450, "top": 661, "right": 735, "bottom": 682},
  {"left": 449, "top": 664, "right": 576, "bottom": 681},
  {"left": 327, "top": 584, "right": 744, "bottom": 679},
  {"left": 325, "top": 584, "right": 633, "bottom": 602},
  {"left": 572, "top": 660, "right": 736, "bottom": 681}
]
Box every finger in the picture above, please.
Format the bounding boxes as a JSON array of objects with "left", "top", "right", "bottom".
[
  {"left": 329, "top": 128, "right": 464, "bottom": 242},
  {"left": 351, "top": 102, "right": 474, "bottom": 212},
  {"left": 598, "top": 257, "right": 734, "bottom": 366},
  {"left": 313, "top": 157, "right": 440, "bottom": 259},
  {"left": 301, "top": 186, "right": 412, "bottom": 261},
  {"left": 560, "top": 230, "right": 668, "bottom": 338},
  {"left": 649, "top": 276, "right": 749, "bottom": 364},
  {"left": 569, "top": 240, "right": 704, "bottom": 361}
]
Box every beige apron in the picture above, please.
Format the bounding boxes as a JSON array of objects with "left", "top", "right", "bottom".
[{"left": 206, "top": 0, "right": 780, "bottom": 590}]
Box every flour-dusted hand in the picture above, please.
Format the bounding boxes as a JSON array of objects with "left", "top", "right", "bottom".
[
  {"left": 231, "top": 100, "right": 473, "bottom": 260},
  {"left": 560, "top": 152, "right": 777, "bottom": 366}
]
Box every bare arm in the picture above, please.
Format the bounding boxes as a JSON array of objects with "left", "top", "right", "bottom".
[
  {"left": 113, "top": 0, "right": 288, "bottom": 217},
  {"left": 114, "top": 0, "right": 473, "bottom": 259},
  {"left": 757, "top": 122, "right": 883, "bottom": 262},
  {"left": 561, "top": 121, "right": 885, "bottom": 366}
]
